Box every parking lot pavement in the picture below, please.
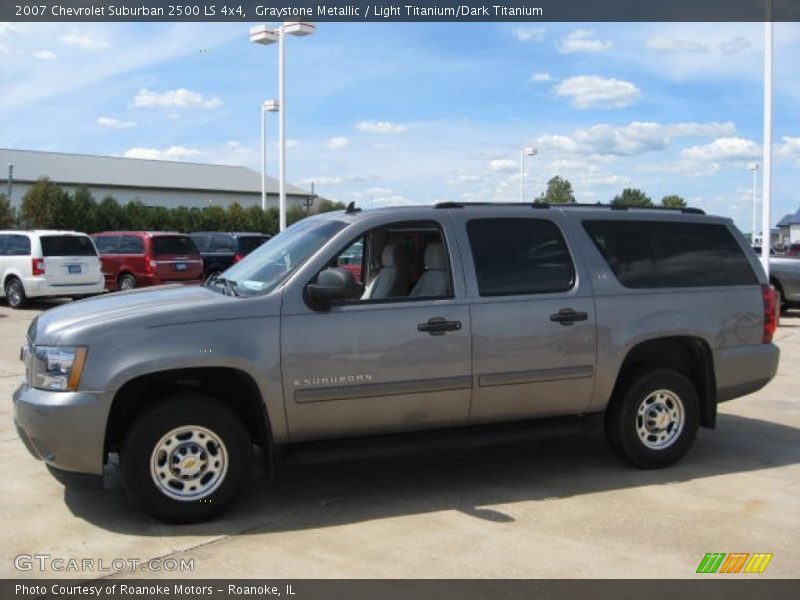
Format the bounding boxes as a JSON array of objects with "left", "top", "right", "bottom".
[{"left": 1, "top": 300, "right": 798, "bottom": 580}]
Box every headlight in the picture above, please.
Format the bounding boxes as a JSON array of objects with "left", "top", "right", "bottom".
[{"left": 30, "top": 346, "right": 87, "bottom": 391}]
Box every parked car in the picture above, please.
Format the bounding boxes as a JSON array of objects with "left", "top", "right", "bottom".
[
  {"left": 0, "top": 230, "right": 104, "bottom": 308},
  {"left": 768, "top": 256, "right": 800, "bottom": 313},
  {"left": 15, "top": 203, "right": 779, "bottom": 522},
  {"left": 786, "top": 243, "right": 800, "bottom": 257},
  {"left": 189, "top": 232, "right": 270, "bottom": 279},
  {"left": 90, "top": 231, "right": 204, "bottom": 291}
]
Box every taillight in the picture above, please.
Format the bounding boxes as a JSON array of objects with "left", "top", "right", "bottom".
[
  {"left": 145, "top": 256, "right": 156, "bottom": 274},
  {"left": 32, "top": 258, "right": 45, "bottom": 276},
  {"left": 233, "top": 253, "right": 243, "bottom": 263},
  {"left": 762, "top": 283, "right": 777, "bottom": 344}
]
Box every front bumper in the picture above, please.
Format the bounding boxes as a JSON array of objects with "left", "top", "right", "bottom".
[{"left": 13, "top": 383, "right": 111, "bottom": 475}]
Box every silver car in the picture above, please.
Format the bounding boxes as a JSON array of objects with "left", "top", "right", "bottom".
[{"left": 14, "top": 203, "right": 780, "bottom": 522}]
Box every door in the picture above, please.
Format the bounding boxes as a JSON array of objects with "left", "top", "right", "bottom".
[
  {"left": 280, "top": 218, "right": 472, "bottom": 441},
  {"left": 0, "top": 235, "right": 7, "bottom": 287},
  {"left": 453, "top": 213, "right": 598, "bottom": 422},
  {"left": 39, "top": 234, "right": 101, "bottom": 286},
  {"left": 92, "top": 235, "right": 120, "bottom": 286}
]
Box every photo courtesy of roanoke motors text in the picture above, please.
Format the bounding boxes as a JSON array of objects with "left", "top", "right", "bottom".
[{"left": 0, "top": 0, "right": 798, "bottom": 598}]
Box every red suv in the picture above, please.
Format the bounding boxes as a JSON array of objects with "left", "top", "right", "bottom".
[{"left": 91, "top": 231, "right": 204, "bottom": 291}]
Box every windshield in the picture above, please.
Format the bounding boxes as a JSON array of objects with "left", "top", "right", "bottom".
[{"left": 221, "top": 218, "right": 347, "bottom": 296}]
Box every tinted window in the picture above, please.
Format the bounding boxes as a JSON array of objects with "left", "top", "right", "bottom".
[
  {"left": 40, "top": 235, "right": 96, "bottom": 257},
  {"left": 92, "top": 236, "right": 118, "bottom": 254},
  {"left": 211, "top": 234, "right": 236, "bottom": 253},
  {"left": 191, "top": 234, "right": 211, "bottom": 252},
  {"left": 237, "top": 236, "right": 268, "bottom": 255},
  {"left": 118, "top": 235, "right": 144, "bottom": 254},
  {"left": 4, "top": 235, "right": 31, "bottom": 256},
  {"left": 467, "top": 218, "right": 575, "bottom": 296},
  {"left": 583, "top": 220, "right": 758, "bottom": 288},
  {"left": 152, "top": 236, "right": 199, "bottom": 256}
]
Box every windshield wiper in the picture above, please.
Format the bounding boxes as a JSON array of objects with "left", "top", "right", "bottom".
[{"left": 205, "top": 274, "right": 239, "bottom": 297}]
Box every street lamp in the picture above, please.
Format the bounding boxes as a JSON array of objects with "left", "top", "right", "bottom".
[
  {"left": 520, "top": 147, "right": 537, "bottom": 203},
  {"left": 261, "top": 100, "right": 279, "bottom": 212},
  {"left": 747, "top": 163, "right": 759, "bottom": 245},
  {"left": 250, "top": 21, "right": 316, "bottom": 231},
  {"left": 761, "top": 0, "right": 773, "bottom": 275}
]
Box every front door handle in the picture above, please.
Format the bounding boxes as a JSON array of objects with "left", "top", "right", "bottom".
[
  {"left": 418, "top": 317, "right": 462, "bottom": 336},
  {"left": 550, "top": 308, "right": 588, "bottom": 325}
]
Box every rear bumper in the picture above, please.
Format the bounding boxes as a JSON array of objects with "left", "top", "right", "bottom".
[
  {"left": 716, "top": 343, "right": 780, "bottom": 403},
  {"left": 22, "top": 276, "right": 105, "bottom": 298},
  {"left": 13, "top": 383, "right": 110, "bottom": 475}
]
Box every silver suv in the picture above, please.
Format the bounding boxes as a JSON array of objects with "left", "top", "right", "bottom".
[{"left": 13, "top": 203, "right": 780, "bottom": 522}]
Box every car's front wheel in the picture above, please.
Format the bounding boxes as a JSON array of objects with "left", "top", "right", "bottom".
[
  {"left": 605, "top": 368, "right": 700, "bottom": 468},
  {"left": 120, "top": 394, "right": 254, "bottom": 523}
]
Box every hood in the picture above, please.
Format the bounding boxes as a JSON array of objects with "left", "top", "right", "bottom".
[{"left": 31, "top": 285, "right": 280, "bottom": 344}]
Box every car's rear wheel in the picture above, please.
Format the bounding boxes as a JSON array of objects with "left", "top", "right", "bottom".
[
  {"left": 118, "top": 273, "right": 137, "bottom": 291},
  {"left": 120, "top": 394, "right": 254, "bottom": 523},
  {"left": 605, "top": 368, "right": 700, "bottom": 468},
  {"left": 5, "top": 277, "right": 27, "bottom": 309}
]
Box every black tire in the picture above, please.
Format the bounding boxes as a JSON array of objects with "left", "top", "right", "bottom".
[
  {"left": 118, "top": 273, "right": 137, "bottom": 291},
  {"left": 605, "top": 368, "right": 700, "bottom": 469},
  {"left": 120, "top": 394, "right": 254, "bottom": 523},
  {"left": 4, "top": 277, "right": 27, "bottom": 309}
]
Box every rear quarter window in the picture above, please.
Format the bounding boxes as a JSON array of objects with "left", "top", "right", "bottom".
[
  {"left": 582, "top": 220, "right": 758, "bottom": 288},
  {"left": 40, "top": 235, "right": 97, "bottom": 257},
  {"left": 3, "top": 234, "right": 31, "bottom": 256},
  {"left": 152, "top": 236, "right": 199, "bottom": 256}
]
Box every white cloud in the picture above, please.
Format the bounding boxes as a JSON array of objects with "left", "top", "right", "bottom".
[
  {"left": 326, "top": 136, "right": 349, "bottom": 150},
  {"left": 553, "top": 76, "right": 641, "bottom": 109},
  {"left": 719, "top": 36, "right": 751, "bottom": 56},
  {"left": 298, "top": 174, "right": 370, "bottom": 187},
  {"left": 97, "top": 116, "right": 136, "bottom": 129},
  {"left": 489, "top": 159, "right": 518, "bottom": 172},
  {"left": 61, "top": 32, "right": 108, "bottom": 51},
  {"left": 132, "top": 87, "right": 222, "bottom": 109},
  {"left": 530, "top": 72, "right": 552, "bottom": 82},
  {"left": 558, "top": 29, "right": 612, "bottom": 54},
  {"left": 0, "top": 23, "right": 20, "bottom": 36},
  {"left": 33, "top": 50, "right": 57, "bottom": 60},
  {"left": 646, "top": 37, "right": 709, "bottom": 53},
  {"left": 682, "top": 137, "right": 761, "bottom": 161},
  {"left": 513, "top": 28, "right": 545, "bottom": 42},
  {"left": 535, "top": 121, "right": 736, "bottom": 157},
  {"left": 365, "top": 187, "right": 392, "bottom": 196},
  {"left": 777, "top": 136, "right": 800, "bottom": 166},
  {"left": 356, "top": 121, "right": 408, "bottom": 134},
  {"left": 367, "top": 194, "right": 414, "bottom": 208},
  {"left": 122, "top": 146, "right": 201, "bottom": 161}
]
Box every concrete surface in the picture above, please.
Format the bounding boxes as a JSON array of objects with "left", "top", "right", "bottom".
[{"left": 0, "top": 299, "right": 798, "bottom": 579}]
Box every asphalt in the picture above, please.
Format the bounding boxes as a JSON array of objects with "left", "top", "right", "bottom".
[{"left": 1, "top": 299, "right": 798, "bottom": 579}]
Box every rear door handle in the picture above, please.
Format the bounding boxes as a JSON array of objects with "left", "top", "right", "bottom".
[
  {"left": 418, "top": 317, "right": 462, "bottom": 336},
  {"left": 550, "top": 308, "right": 588, "bottom": 325}
]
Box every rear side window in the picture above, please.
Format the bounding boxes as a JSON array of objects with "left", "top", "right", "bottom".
[
  {"left": 191, "top": 234, "right": 211, "bottom": 252},
  {"left": 152, "top": 236, "right": 199, "bottom": 256},
  {"left": 237, "top": 236, "right": 268, "bottom": 255},
  {"left": 211, "top": 234, "right": 236, "bottom": 252},
  {"left": 583, "top": 220, "right": 758, "bottom": 288},
  {"left": 4, "top": 234, "right": 31, "bottom": 256},
  {"left": 118, "top": 235, "right": 144, "bottom": 254},
  {"left": 40, "top": 235, "right": 97, "bottom": 257},
  {"left": 92, "top": 236, "right": 118, "bottom": 254},
  {"left": 467, "top": 218, "right": 576, "bottom": 297}
]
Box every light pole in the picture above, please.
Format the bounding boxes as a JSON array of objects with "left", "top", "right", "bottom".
[
  {"left": 6, "top": 163, "right": 12, "bottom": 201},
  {"left": 261, "top": 100, "right": 279, "bottom": 212},
  {"left": 748, "top": 162, "right": 759, "bottom": 245},
  {"left": 761, "top": 1, "right": 773, "bottom": 275},
  {"left": 520, "top": 147, "right": 537, "bottom": 203},
  {"left": 250, "top": 21, "right": 316, "bottom": 231}
]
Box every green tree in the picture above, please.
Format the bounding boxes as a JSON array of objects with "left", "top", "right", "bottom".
[
  {"left": 71, "top": 186, "right": 98, "bottom": 233},
  {"left": 226, "top": 202, "right": 249, "bottom": 231},
  {"left": 0, "top": 194, "right": 15, "bottom": 229},
  {"left": 146, "top": 206, "right": 173, "bottom": 230},
  {"left": 538, "top": 176, "right": 575, "bottom": 204},
  {"left": 611, "top": 188, "right": 653, "bottom": 207},
  {"left": 94, "top": 196, "right": 127, "bottom": 231},
  {"left": 199, "top": 205, "right": 228, "bottom": 231},
  {"left": 315, "top": 198, "right": 347, "bottom": 213},
  {"left": 171, "top": 206, "right": 202, "bottom": 233},
  {"left": 660, "top": 194, "right": 687, "bottom": 208},
  {"left": 286, "top": 205, "right": 307, "bottom": 226},
  {"left": 19, "top": 177, "right": 69, "bottom": 228}
]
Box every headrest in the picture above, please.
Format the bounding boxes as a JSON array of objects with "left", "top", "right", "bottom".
[
  {"left": 382, "top": 243, "right": 410, "bottom": 267},
  {"left": 424, "top": 243, "right": 446, "bottom": 269}
]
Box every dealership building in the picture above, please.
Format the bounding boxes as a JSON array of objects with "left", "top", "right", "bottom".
[{"left": 0, "top": 148, "right": 316, "bottom": 211}]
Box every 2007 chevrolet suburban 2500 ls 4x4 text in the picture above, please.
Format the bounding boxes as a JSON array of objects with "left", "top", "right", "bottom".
[{"left": 14, "top": 203, "right": 780, "bottom": 522}]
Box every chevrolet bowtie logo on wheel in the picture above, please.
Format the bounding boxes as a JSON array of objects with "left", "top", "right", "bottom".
[{"left": 696, "top": 553, "right": 773, "bottom": 574}]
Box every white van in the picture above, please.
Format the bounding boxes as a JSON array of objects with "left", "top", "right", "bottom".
[{"left": 0, "top": 230, "right": 105, "bottom": 308}]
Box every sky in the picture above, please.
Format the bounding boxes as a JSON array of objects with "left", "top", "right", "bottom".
[{"left": 1, "top": 21, "right": 800, "bottom": 232}]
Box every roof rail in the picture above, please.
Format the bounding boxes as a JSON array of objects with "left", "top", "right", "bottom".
[{"left": 433, "top": 201, "right": 704, "bottom": 215}]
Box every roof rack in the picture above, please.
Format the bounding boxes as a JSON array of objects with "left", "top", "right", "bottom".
[
  {"left": 433, "top": 201, "right": 705, "bottom": 215},
  {"left": 345, "top": 201, "right": 361, "bottom": 214}
]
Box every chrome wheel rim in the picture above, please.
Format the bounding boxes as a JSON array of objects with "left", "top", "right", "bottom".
[
  {"left": 150, "top": 425, "right": 228, "bottom": 501},
  {"left": 7, "top": 282, "right": 21, "bottom": 306},
  {"left": 636, "top": 389, "right": 685, "bottom": 449}
]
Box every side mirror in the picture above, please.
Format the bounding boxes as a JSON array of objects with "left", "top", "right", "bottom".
[{"left": 306, "top": 267, "right": 364, "bottom": 311}]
